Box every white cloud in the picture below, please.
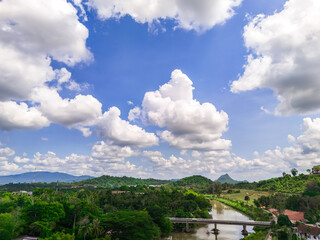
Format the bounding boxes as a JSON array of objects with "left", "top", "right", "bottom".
[
  {"left": 231, "top": 0, "right": 320, "bottom": 115},
  {"left": 0, "top": 146, "right": 15, "bottom": 159},
  {"left": 0, "top": 0, "right": 92, "bottom": 66},
  {"left": 129, "top": 69, "right": 230, "bottom": 151},
  {"left": 10, "top": 142, "right": 146, "bottom": 177},
  {"left": 0, "top": 146, "right": 18, "bottom": 175},
  {"left": 13, "top": 156, "right": 31, "bottom": 164},
  {"left": 0, "top": 101, "right": 50, "bottom": 130},
  {"left": 91, "top": 141, "right": 137, "bottom": 162},
  {"left": 295, "top": 118, "right": 320, "bottom": 154},
  {"left": 88, "top": 0, "right": 242, "bottom": 32},
  {"left": 243, "top": 118, "right": 320, "bottom": 177},
  {"left": 0, "top": 0, "right": 98, "bottom": 131},
  {"left": 96, "top": 107, "right": 159, "bottom": 147},
  {"left": 32, "top": 87, "right": 102, "bottom": 127},
  {"left": 0, "top": 161, "right": 19, "bottom": 174}
]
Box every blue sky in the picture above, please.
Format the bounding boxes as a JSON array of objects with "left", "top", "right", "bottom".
[{"left": 0, "top": 0, "right": 320, "bottom": 181}]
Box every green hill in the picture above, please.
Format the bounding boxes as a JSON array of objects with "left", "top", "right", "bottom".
[
  {"left": 216, "top": 174, "right": 248, "bottom": 184},
  {"left": 256, "top": 174, "right": 320, "bottom": 193},
  {"left": 76, "top": 175, "right": 170, "bottom": 188},
  {"left": 170, "top": 175, "right": 213, "bottom": 192}
]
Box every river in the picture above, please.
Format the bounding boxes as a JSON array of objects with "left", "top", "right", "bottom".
[{"left": 163, "top": 200, "right": 254, "bottom": 240}]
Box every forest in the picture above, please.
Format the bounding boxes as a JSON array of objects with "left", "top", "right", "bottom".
[{"left": 0, "top": 187, "right": 211, "bottom": 240}]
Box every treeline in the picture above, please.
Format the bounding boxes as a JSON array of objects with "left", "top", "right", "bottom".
[
  {"left": 0, "top": 175, "right": 171, "bottom": 192},
  {"left": 229, "top": 172, "right": 320, "bottom": 193},
  {"left": 76, "top": 175, "right": 170, "bottom": 188},
  {"left": 168, "top": 175, "right": 213, "bottom": 193},
  {"left": 0, "top": 187, "right": 211, "bottom": 240}
]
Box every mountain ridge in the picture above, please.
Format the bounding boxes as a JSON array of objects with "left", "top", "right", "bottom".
[{"left": 0, "top": 171, "right": 93, "bottom": 185}]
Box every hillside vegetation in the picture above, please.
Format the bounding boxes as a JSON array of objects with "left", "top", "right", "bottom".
[
  {"left": 76, "top": 175, "right": 170, "bottom": 188},
  {"left": 255, "top": 174, "right": 320, "bottom": 193},
  {"left": 169, "top": 175, "right": 213, "bottom": 192}
]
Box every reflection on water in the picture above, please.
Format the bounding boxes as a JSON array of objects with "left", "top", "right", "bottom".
[{"left": 163, "top": 200, "right": 254, "bottom": 240}]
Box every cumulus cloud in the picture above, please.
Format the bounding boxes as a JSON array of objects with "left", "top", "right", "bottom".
[
  {"left": 0, "top": 0, "right": 99, "bottom": 131},
  {"left": 95, "top": 107, "right": 159, "bottom": 147},
  {"left": 91, "top": 141, "right": 138, "bottom": 162},
  {"left": 0, "top": 146, "right": 18, "bottom": 175},
  {"left": 88, "top": 0, "right": 242, "bottom": 32},
  {"left": 0, "top": 0, "right": 92, "bottom": 66},
  {"left": 244, "top": 118, "right": 320, "bottom": 177},
  {"left": 0, "top": 101, "right": 50, "bottom": 130},
  {"left": 129, "top": 69, "right": 230, "bottom": 151},
  {"left": 32, "top": 87, "right": 102, "bottom": 127},
  {"left": 231, "top": 0, "right": 320, "bottom": 115},
  {"left": 10, "top": 141, "right": 146, "bottom": 177}
]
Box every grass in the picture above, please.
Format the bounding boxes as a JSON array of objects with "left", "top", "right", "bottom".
[
  {"left": 220, "top": 189, "right": 271, "bottom": 205},
  {"left": 206, "top": 195, "right": 270, "bottom": 221}
]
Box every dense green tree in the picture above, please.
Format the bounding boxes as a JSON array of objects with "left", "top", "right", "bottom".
[
  {"left": 40, "top": 232, "right": 75, "bottom": 240},
  {"left": 208, "top": 181, "right": 222, "bottom": 195},
  {"left": 23, "top": 201, "right": 65, "bottom": 224},
  {"left": 101, "top": 210, "right": 160, "bottom": 240},
  {"left": 277, "top": 230, "right": 289, "bottom": 240},
  {"left": 291, "top": 168, "right": 298, "bottom": 177},
  {"left": 146, "top": 205, "right": 172, "bottom": 236},
  {"left": 285, "top": 195, "right": 304, "bottom": 211},
  {"left": 277, "top": 214, "right": 292, "bottom": 227}
]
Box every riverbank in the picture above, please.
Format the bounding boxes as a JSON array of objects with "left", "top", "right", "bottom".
[
  {"left": 206, "top": 195, "right": 270, "bottom": 221},
  {"left": 164, "top": 200, "right": 256, "bottom": 240},
  {"left": 206, "top": 196, "right": 273, "bottom": 240}
]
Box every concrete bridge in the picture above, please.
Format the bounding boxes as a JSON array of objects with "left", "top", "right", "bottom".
[{"left": 169, "top": 217, "right": 271, "bottom": 235}]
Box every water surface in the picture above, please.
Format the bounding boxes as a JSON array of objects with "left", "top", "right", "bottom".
[{"left": 164, "top": 200, "right": 254, "bottom": 240}]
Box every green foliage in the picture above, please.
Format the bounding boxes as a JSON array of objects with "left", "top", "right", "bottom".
[
  {"left": 40, "top": 232, "right": 75, "bottom": 240},
  {"left": 0, "top": 229, "right": 11, "bottom": 240},
  {"left": 0, "top": 185, "right": 212, "bottom": 239},
  {"left": 146, "top": 205, "right": 172, "bottom": 236},
  {"left": 23, "top": 201, "right": 65, "bottom": 224},
  {"left": 303, "top": 180, "right": 320, "bottom": 196},
  {"left": 277, "top": 230, "right": 289, "bottom": 240},
  {"left": 277, "top": 214, "right": 292, "bottom": 227},
  {"left": 101, "top": 210, "right": 160, "bottom": 240},
  {"left": 291, "top": 168, "right": 298, "bottom": 177},
  {"left": 170, "top": 175, "right": 213, "bottom": 192},
  {"left": 208, "top": 181, "right": 222, "bottom": 195},
  {"left": 240, "top": 230, "right": 267, "bottom": 240},
  {"left": 0, "top": 211, "right": 23, "bottom": 238},
  {"left": 255, "top": 174, "right": 320, "bottom": 193},
  {"left": 77, "top": 175, "right": 169, "bottom": 188}
]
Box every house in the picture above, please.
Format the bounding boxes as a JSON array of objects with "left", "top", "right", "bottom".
[
  {"left": 267, "top": 208, "right": 305, "bottom": 223},
  {"left": 283, "top": 209, "right": 305, "bottom": 223},
  {"left": 295, "top": 223, "right": 320, "bottom": 240}
]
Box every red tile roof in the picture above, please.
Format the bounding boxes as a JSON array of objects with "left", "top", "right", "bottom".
[{"left": 283, "top": 210, "right": 304, "bottom": 222}]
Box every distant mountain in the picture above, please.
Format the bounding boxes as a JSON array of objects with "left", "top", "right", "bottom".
[
  {"left": 216, "top": 174, "right": 248, "bottom": 184},
  {"left": 77, "top": 175, "right": 170, "bottom": 188},
  {"left": 0, "top": 171, "right": 93, "bottom": 185}
]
